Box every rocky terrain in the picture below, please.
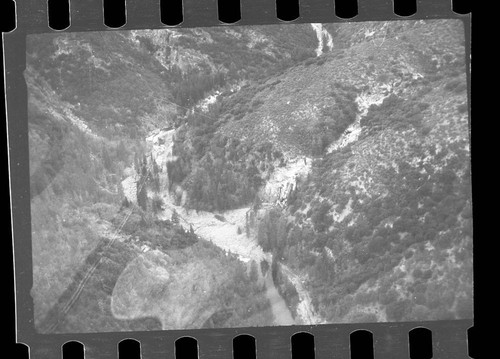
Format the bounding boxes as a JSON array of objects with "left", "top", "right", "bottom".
[{"left": 27, "top": 19, "right": 471, "bottom": 333}]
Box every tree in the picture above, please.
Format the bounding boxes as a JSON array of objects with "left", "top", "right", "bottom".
[
  {"left": 135, "top": 152, "right": 149, "bottom": 211},
  {"left": 134, "top": 152, "right": 141, "bottom": 173},
  {"left": 150, "top": 157, "right": 160, "bottom": 192},
  {"left": 260, "top": 260, "right": 269, "bottom": 277},
  {"left": 171, "top": 209, "right": 180, "bottom": 224},
  {"left": 152, "top": 195, "right": 163, "bottom": 213},
  {"left": 287, "top": 186, "right": 298, "bottom": 206},
  {"left": 311, "top": 202, "right": 332, "bottom": 232},
  {"left": 386, "top": 299, "right": 410, "bottom": 321},
  {"left": 313, "top": 251, "right": 331, "bottom": 281},
  {"left": 271, "top": 254, "right": 279, "bottom": 282},
  {"left": 121, "top": 197, "right": 130, "bottom": 209},
  {"left": 137, "top": 36, "right": 157, "bottom": 53},
  {"left": 257, "top": 221, "right": 269, "bottom": 251},
  {"left": 141, "top": 154, "right": 148, "bottom": 177},
  {"left": 249, "top": 261, "right": 259, "bottom": 282},
  {"left": 116, "top": 140, "right": 128, "bottom": 162},
  {"left": 245, "top": 212, "right": 250, "bottom": 238},
  {"left": 136, "top": 180, "right": 148, "bottom": 211},
  {"left": 101, "top": 145, "right": 112, "bottom": 170},
  {"left": 368, "top": 236, "right": 389, "bottom": 254}
]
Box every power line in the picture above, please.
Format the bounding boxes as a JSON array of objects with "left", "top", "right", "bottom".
[
  {"left": 42, "top": 167, "right": 153, "bottom": 333},
  {"left": 42, "top": 29, "right": 235, "bottom": 332}
]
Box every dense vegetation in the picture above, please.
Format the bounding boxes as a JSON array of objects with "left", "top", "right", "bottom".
[
  {"left": 27, "top": 32, "right": 173, "bottom": 139},
  {"left": 166, "top": 105, "right": 286, "bottom": 212},
  {"left": 29, "top": 93, "right": 136, "bottom": 325},
  {"left": 39, "top": 228, "right": 272, "bottom": 333},
  {"left": 28, "top": 24, "right": 316, "bottom": 331},
  {"left": 27, "top": 19, "right": 471, "bottom": 331},
  {"left": 180, "top": 25, "right": 316, "bottom": 81},
  {"left": 258, "top": 150, "right": 472, "bottom": 322},
  {"left": 254, "top": 66, "right": 472, "bottom": 322},
  {"left": 164, "top": 79, "right": 360, "bottom": 211},
  {"left": 29, "top": 108, "right": 131, "bottom": 202},
  {"left": 359, "top": 94, "right": 429, "bottom": 136},
  {"left": 38, "top": 239, "right": 162, "bottom": 333},
  {"left": 311, "top": 83, "right": 359, "bottom": 155}
]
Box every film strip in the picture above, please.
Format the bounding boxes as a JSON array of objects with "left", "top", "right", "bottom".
[{"left": 3, "top": 0, "right": 472, "bottom": 358}]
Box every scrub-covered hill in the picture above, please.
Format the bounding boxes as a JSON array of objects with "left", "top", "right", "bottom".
[
  {"left": 27, "top": 23, "right": 320, "bottom": 332},
  {"left": 26, "top": 25, "right": 318, "bottom": 138},
  {"left": 250, "top": 20, "right": 472, "bottom": 323},
  {"left": 26, "top": 19, "right": 471, "bottom": 332},
  {"left": 166, "top": 19, "right": 471, "bottom": 323}
]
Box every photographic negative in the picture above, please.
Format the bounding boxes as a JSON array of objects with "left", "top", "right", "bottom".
[{"left": 22, "top": 19, "right": 471, "bottom": 334}]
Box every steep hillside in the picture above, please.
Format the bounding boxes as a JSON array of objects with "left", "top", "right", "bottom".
[
  {"left": 27, "top": 32, "right": 175, "bottom": 139},
  {"left": 26, "top": 25, "right": 318, "bottom": 138},
  {"left": 165, "top": 19, "right": 471, "bottom": 323},
  {"left": 218, "top": 20, "right": 465, "bottom": 154},
  {"left": 246, "top": 20, "right": 471, "bottom": 323},
  {"left": 26, "top": 19, "right": 471, "bottom": 332},
  {"left": 39, "top": 229, "right": 272, "bottom": 333},
  {"left": 27, "top": 24, "right": 318, "bottom": 331}
]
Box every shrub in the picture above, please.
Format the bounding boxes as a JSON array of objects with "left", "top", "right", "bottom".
[
  {"left": 386, "top": 299, "right": 410, "bottom": 321},
  {"left": 316, "top": 57, "right": 327, "bottom": 66},
  {"left": 355, "top": 291, "right": 377, "bottom": 305},
  {"left": 91, "top": 203, "right": 117, "bottom": 222},
  {"left": 420, "top": 125, "right": 432, "bottom": 136},
  {"left": 152, "top": 196, "right": 164, "bottom": 213},
  {"left": 350, "top": 312, "right": 379, "bottom": 323},
  {"left": 421, "top": 269, "right": 433, "bottom": 280},
  {"left": 136, "top": 36, "right": 157, "bottom": 53},
  {"left": 304, "top": 58, "right": 316, "bottom": 66},
  {"left": 311, "top": 202, "right": 333, "bottom": 232},
  {"left": 406, "top": 305, "right": 431, "bottom": 321},
  {"left": 444, "top": 78, "right": 467, "bottom": 93},
  {"left": 404, "top": 250, "right": 414, "bottom": 259},
  {"left": 457, "top": 103, "right": 468, "bottom": 114},
  {"left": 414, "top": 293, "right": 426, "bottom": 305},
  {"left": 380, "top": 288, "right": 399, "bottom": 305},
  {"left": 455, "top": 296, "right": 473, "bottom": 318},
  {"left": 251, "top": 99, "right": 264, "bottom": 108},
  {"left": 344, "top": 226, "right": 356, "bottom": 242},
  {"left": 367, "top": 236, "right": 390, "bottom": 254},
  {"left": 412, "top": 268, "right": 424, "bottom": 279}
]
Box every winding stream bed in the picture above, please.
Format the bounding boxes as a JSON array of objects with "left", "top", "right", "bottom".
[{"left": 121, "top": 126, "right": 324, "bottom": 325}]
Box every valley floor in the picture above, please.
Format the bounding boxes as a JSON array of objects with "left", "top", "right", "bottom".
[{"left": 118, "top": 126, "right": 325, "bottom": 326}]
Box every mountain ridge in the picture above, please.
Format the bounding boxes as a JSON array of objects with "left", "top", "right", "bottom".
[{"left": 26, "top": 19, "right": 471, "bottom": 331}]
